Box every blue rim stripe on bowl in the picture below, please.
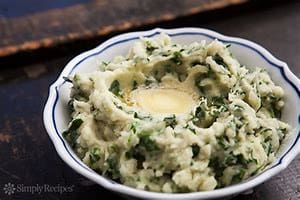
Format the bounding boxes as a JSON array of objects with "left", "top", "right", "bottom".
[
  {"left": 51, "top": 30, "right": 300, "bottom": 190},
  {"left": 52, "top": 86, "right": 94, "bottom": 172}
]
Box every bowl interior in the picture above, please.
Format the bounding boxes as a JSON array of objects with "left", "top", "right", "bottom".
[{"left": 52, "top": 31, "right": 299, "bottom": 192}]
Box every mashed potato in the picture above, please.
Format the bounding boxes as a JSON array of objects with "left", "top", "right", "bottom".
[{"left": 63, "top": 33, "right": 289, "bottom": 192}]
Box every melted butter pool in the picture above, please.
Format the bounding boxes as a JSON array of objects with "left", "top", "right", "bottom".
[{"left": 131, "top": 88, "right": 196, "bottom": 114}]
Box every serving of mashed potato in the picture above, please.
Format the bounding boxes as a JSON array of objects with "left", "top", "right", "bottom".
[{"left": 63, "top": 33, "right": 290, "bottom": 193}]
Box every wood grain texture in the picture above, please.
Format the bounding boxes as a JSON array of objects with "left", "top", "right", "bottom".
[{"left": 0, "top": 0, "right": 248, "bottom": 57}]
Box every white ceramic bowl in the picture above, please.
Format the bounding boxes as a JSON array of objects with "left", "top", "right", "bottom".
[{"left": 43, "top": 28, "right": 300, "bottom": 200}]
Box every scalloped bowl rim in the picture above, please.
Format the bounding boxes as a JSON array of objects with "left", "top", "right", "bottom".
[{"left": 43, "top": 27, "right": 300, "bottom": 200}]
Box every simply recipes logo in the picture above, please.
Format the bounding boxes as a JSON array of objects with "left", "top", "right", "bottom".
[{"left": 2, "top": 182, "right": 74, "bottom": 195}]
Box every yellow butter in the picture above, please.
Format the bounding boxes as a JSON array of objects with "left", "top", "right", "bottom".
[{"left": 132, "top": 88, "right": 195, "bottom": 114}]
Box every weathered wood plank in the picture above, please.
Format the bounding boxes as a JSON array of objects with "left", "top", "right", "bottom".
[{"left": 0, "top": 0, "right": 248, "bottom": 57}]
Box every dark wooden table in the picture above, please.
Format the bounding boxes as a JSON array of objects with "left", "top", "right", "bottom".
[
  {"left": 0, "top": 0, "right": 248, "bottom": 57},
  {"left": 0, "top": 1, "right": 299, "bottom": 200}
]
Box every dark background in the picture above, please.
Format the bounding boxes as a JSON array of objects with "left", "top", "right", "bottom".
[
  {"left": 0, "top": 0, "right": 89, "bottom": 17},
  {"left": 0, "top": 1, "right": 299, "bottom": 200}
]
